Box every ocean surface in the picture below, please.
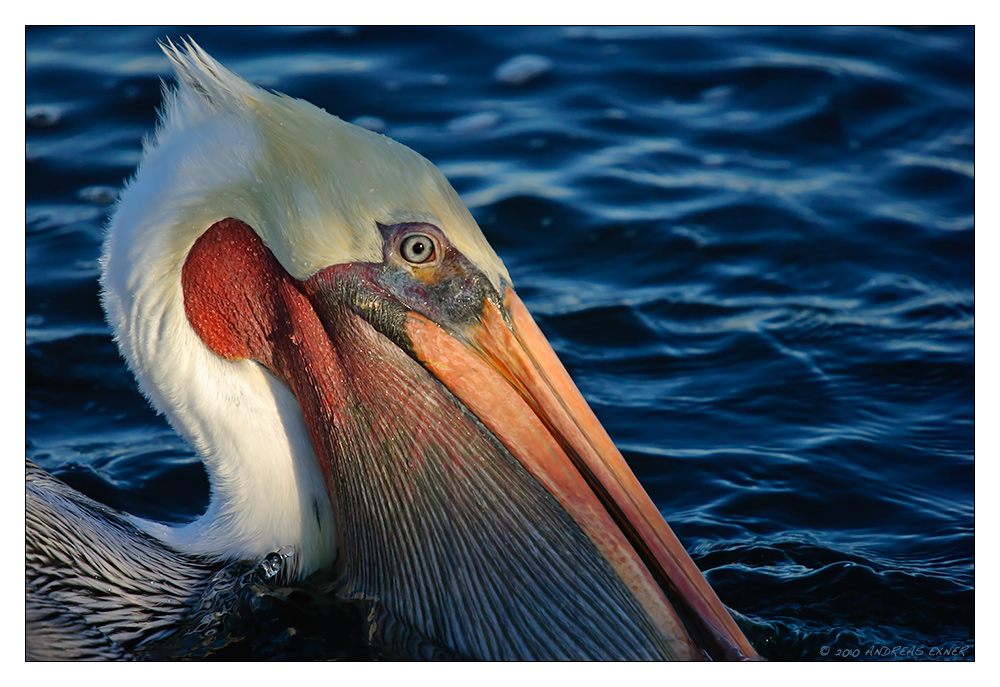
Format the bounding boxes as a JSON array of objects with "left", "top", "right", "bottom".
[{"left": 25, "top": 26, "right": 974, "bottom": 661}]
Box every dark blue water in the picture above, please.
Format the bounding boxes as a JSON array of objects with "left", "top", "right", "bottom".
[{"left": 25, "top": 26, "right": 974, "bottom": 661}]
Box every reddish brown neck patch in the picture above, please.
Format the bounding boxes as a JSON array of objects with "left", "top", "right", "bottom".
[
  {"left": 182, "top": 218, "right": 287, "bottom": 363},
  {"left": 182, "top": 218, "right": 345, "bottom": 385}
]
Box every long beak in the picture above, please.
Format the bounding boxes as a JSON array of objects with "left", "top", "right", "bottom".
[
  {"left": 183, "top": 218, "right": 758, "bottom": 659},
  {"left": 406, "top": 286, "right": 759, "bottom": 661}
]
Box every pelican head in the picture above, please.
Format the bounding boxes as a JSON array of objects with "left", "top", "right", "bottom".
[{"left": 100, "top": 40, "right": 758, "bottom": 660}]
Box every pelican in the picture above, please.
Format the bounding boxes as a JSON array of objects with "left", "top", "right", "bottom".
[{"left": 26, "top": 40, "right": 759, "bottom": 661}]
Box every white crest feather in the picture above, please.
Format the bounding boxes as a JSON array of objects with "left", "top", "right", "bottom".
[{"left": 150, "top": 37, "right": 509, "bottom": 283}]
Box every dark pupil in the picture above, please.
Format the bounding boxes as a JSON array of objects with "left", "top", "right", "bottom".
[{"left": 403, "top": 235, "right": 432, "bottom": 262}]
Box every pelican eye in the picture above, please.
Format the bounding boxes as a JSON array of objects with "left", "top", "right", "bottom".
[{"left": 400, "top": 233, "right": 436, "bottom": 264}]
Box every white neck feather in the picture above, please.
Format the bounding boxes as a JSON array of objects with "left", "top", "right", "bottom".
[
  {"left": 101, "top": 205, "right": 337, "bottom": 577},
  {"left": 99, "top": 48, "right": 337, "bottom": 578}
]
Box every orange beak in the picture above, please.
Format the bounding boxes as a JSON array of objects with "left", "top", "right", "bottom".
[{"left": 406, "top": 286, "right": 759, "bottom": 661}]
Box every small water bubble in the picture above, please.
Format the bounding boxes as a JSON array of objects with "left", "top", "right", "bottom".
[
  {"left": 256, "top": 546, "right": 296, "bottom": 580},
  {"left": 26, "top": 104, "right": 63, "bottom": 128},
  {"left": 261, "top": 555, "right": 282, "bottom": 578},
  {"left": 447, "top": 111, "right": 501, "bottom": 134},
  {"left": 494, "top": 54, "right": 554, "bottom": 86}
]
